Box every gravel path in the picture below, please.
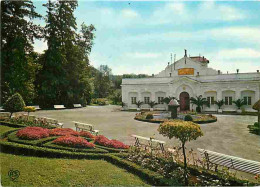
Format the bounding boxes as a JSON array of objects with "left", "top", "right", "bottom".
[{"left": 34, "top": 105, "right": 260, "bottom": 162}]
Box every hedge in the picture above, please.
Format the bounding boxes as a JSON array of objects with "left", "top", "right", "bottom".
[
  {"left": 94, "top": 144, "right": 129, "bottom": 153},
  {"left": 7, "top": 131, "right": 58, "bottom": 146},
  {"left": 0, "top": 140, "right": 169, "bottom": 186},
  {"left": 43, "top": 141, "right": 109, "bottom": 154},
  {"left": 134, "top": 117, "right": 217, "bottom": 124},
  {"left": 0, "top": 121, "right": 56, "bottom": 129}
]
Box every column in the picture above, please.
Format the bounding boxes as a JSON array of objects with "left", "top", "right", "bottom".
[{"left": 217, "top": 90, "right": 222, "bottom": 101}]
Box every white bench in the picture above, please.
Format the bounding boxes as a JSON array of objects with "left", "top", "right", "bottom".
[
  {"left": 198, "top": 148, "right": 260, "bottom": 175},
  {"left": 155, "top": 107, "right": 166, "bottom": 111},
  {"left": 73, "top": 121, "right": 99, "bottom": 135},
  {"left": 28, "top": 105, "right": 41, "bottom": 110},
  {"left": 132, "top": 134, "right": 166, "bottom": 152},
  {"left": 0, "top": 112, "right": 10, "bottom": 118},
  {"left": 42, "top": 117, "right": 63, "bottom": 128},
  {"left": 73, "top": 104, "right": 82, "bottom": 108},
  {"left": 54, "top": 105, "right": 66, "bottom": 109}
]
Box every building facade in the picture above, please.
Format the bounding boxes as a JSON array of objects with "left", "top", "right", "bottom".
[{"left": 121, "top": 52, "right": 260, "bottom": 112}]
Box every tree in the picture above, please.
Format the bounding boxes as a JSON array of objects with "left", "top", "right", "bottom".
[
  {"left": 190, "top": 95, "right": 209, "bottom": 113},
  {"left": 24, "top": 106, "right": 36, "bottom": 119},
  {"left": 158, "top": 121, "right": 203, "bottom": 185},
  {"left": 109, "top": 89, "right": 122, "bottom": 105},
  {"left": 162, "top": 96, "right": 176, "bottom": 104},
  {"left": 3, "top": 93, "right": 25, "bottom": 118},
  {"left": 136, "top": 101, "right": 143, "bottom": 109},
  {"left": 233, "top": 99, "right": 246, "bottom": 109},
  {"left": 37, "top": 1, "right": 95, "bottom": 107},
  {"left": 1, "top": 0, "right": 42, "bottom": 104},
  {"left": 93, "top": 65, "right": 112, "bottom": 98},
  {"left": 215, "top": 100, "right": 224, "bottom": 109},
  {"left": 148, "top": 101, "right": 157, "bottom": 108}
]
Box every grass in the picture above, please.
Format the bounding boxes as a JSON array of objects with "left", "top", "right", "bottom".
[
  {"left": 0, "top": 152, "right": 149, "bottom": 186},
  {"left": 0, "top": 125, "right": 16, "bottom": 136}
]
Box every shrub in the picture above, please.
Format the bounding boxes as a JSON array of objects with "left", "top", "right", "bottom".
[
  {"left": 79, "top": 131, "right": 95, "bottom": 139},
  {"left": 95, "top": 135, "right": 129, "bottom": 149},
  {"left": 3, "top": 93, "right": 25, "bottom": 118},
  {"left": 254, "top": 122, "right": 259, "bottom": 127},
  {"left": 24, "top": 106, "right": 36, "bottom": 116},
  {"left": 16, "top": 127, "right": 50, "bottom": 140},
  {"left": 53, "top": 135, "right": 95, "bottom": 148},
  {"left": 158, "top": 121, "right": 203, "bottom": 185},
  {"left": 184, "top": 115, "right": 193, "bottom": 121},
  {"left": 92, "top": 98, "right": 108, "bottom": 106},
  {"left": 146, "top": 113, "right": 153, "bottom": 120},
  {"left": 49, "top": 128, "right": 79, "bottom": 136}
]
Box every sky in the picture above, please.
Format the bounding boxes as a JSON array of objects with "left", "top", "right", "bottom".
[{"left": 33, "top": 1, "right": 260, "bottom": 75}]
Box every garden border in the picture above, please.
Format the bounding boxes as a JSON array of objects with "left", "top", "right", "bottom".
[{"left": 134, "top": 117, "right": 217, "bottom": 124}]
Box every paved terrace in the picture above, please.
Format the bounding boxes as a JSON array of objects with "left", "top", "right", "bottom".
[{"left": 34, "top": 105, "right": 259, "bottom": 162}]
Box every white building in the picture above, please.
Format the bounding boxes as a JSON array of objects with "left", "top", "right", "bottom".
[{"left": 121, "top": 51, "right": 260, "bottom": 112}]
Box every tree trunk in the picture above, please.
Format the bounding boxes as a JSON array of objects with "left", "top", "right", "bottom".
[
  {"left": 9, "top": 112, "right": 13, "bottom": 118},
  {"left": 182, "top": 143, "right": 188, "bottom": 185}
]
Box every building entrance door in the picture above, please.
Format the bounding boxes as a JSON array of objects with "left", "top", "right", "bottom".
[{"left": 179, "top": 92, "right": 190, "bottom": 111}]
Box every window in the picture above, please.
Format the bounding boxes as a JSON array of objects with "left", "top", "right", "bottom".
[
  {"left": 229, "top": 97, "right": 232, "bottom": 105},
  {"left": 225, "top": 97, "right": 232, "bottom": 105},
  {"left": 244, "top": 96, "right": 252, "bottom": 105},
  {"left": 144, "top": 97, "right": 150, "bottom": 104},
  {"left": 158, "top": 97, "right": 164, "bottom": 104},
  {"left": 131, "top": 97, "right": 136, "bottom": 104},
  {"left": 207, "top": 96, "right": 215, "bottom": 105}
]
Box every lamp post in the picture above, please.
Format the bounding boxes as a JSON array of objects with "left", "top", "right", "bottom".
[{"left": 168, "top": 99, "right": 180, "bottom": 119}]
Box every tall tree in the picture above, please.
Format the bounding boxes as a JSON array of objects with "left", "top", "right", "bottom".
[
  {"left": 37, "top": 0, "right": 95, "bottom": 107},
  {"left": 1, "top": 0, "right": 42, "bottom": 104}
]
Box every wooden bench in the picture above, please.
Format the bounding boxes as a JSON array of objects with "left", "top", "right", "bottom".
[
  {"left": 42, "top": 117, "right": 63, "bottom": 128},
  {"left": 132, "top": 134, "right": 166, "bottom": 152},
  {"left": 73, "top": 104, "right": 82, "bottom": 108},
  {"left": 73, "top": 121, "right": 99, "bottom": 135},
  {"left": 0, "top": 112, "right": 10, "bottom": 118},
  {"left": 28, "top": 105, "right": 41, "bottom": 110},
  {"left": 198, "top": 148, "right": 260, "bottom": 175},
  {"left": 54, "top": 105, "right": 66, "bottom": 109}
]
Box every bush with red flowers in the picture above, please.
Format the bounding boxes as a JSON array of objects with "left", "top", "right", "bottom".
[
  {"left": 49, "top": 128, "right": 79, "bottom": 136},
  {"left": 95, "top": 135, "right": 129, "bottom": 149},
  {"left": 53, "top": 135, "right": 95, "bottom": 148},
  {"left": 16, "top": 127, "right": 50, "bottom": 140},
  {"left": 79, "top": 131, "right": 95, "bottom": 139}
]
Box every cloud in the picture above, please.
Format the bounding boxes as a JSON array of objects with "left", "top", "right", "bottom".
[
  {"left": 216, "top": 48, "right": 260, "bottom": 59},
  {"left": 121, "top": 9, "right": 138, "bottom": 19},
  {"left": 125, "top": 52, "right": 162, "bottom": 58},
  {"left": 150, "top": 2, "right": 247, "bottom": 25}
]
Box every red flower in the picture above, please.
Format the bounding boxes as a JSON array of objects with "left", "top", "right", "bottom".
[
  {"left": 16, "top": 127, "right": 50, "bottom": 140},
  {"left": 95, "top": 135, "right": 129, "bottom": 149},
  {"left": 79, "top": 131, "right": 95, "bottom": 139},
  {"left": 49, "top": 128, "right": 79, "bottom": 136},
  {"left": 53, "top": 135, "right": 95, "bottom": 148}
]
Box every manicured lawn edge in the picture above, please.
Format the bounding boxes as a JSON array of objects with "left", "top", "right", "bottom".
[
  {"left": 7, "top": 131, "right": 58, "bottom": 146},
  {"left": 94, "top": 144, "right": 129, "bottom": 153},
  {"left": 0, "top": 121, "right": 56, "bottom": 129},
  {"left": 0, "top": 141, "right": 168, "bottom": 186}
]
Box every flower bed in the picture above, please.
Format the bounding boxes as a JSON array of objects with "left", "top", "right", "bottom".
[
  {"left": 95, "top": 135, "right": 129, "bottom": 149},
  {"left": 79, "top": 131, "right": 95, "bottom": 139},
  {"left": 49, "top": 128, "right": 79, "bottom": 136},
  {"left": 16, "top": 127, "right": 50, "bottom": 140},
  {"left": 53, "top": 135, "right": 95, "bottom": 148},
  {"left": 135, "top": 112, "right": 217, "bottom": 124}
]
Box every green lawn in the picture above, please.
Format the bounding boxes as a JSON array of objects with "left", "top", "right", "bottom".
[
  {"left": 0, "top": 125, "right": 16, "bottom": 136},
  {"left": 0, "top": 152, "right": 149, "bottom": 186}
]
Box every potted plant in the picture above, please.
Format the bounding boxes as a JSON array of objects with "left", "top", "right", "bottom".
[
  {"left": 215, "top": 100, "right": 224, "bottom": 113},
  {"left": 148, "top": 101, "right": 157, "bottom": 111},
  {"left": 190, "top": 95, "right": 209, "bottom": 113},
  {"left": 233, "top": 99, "right": 246, "bottom": 113},
  {"left": 136, "top": 101, "right": 143, "bottom": 111}
]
